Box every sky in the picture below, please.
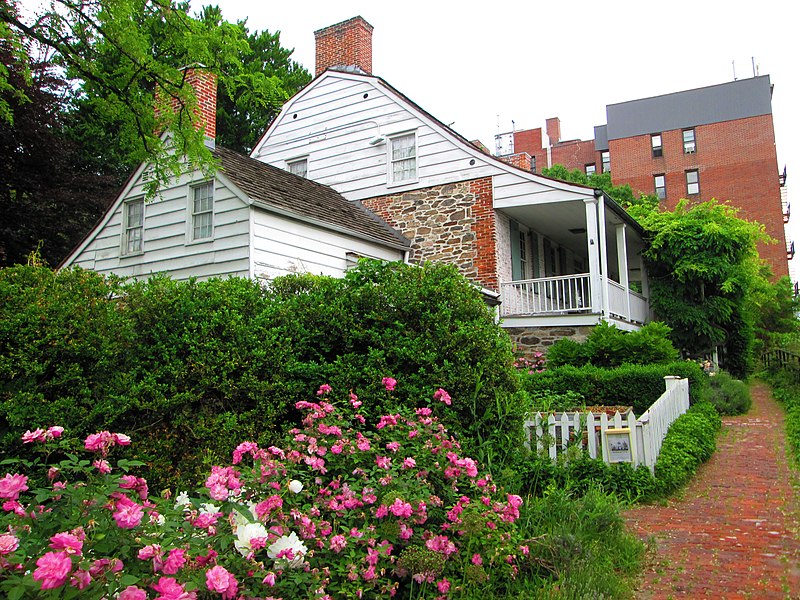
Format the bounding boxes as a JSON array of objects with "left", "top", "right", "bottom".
[{"left": 191, "top": 0, "right": 798, "bottom": 278}]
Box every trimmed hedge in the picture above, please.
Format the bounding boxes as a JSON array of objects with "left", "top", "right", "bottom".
[
  {"left": 652, "top": 401, "right": 721, "bottom": 495},
  {"left": 0, "top": 261, "right": 523, "bottom": 488},
  {"left": 524, "top": 361, "right": 708, "bottom": 414}
]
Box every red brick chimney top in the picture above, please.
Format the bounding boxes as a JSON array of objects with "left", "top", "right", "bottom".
[
  {"left": 546, "top": 117, "right": 561, "bottom": 145},
  {"left": 154, "top": 65, "right": 217, "bottom": 144},
  {"left": 314, "top": 16, "right": 374, "bottom": 77}
]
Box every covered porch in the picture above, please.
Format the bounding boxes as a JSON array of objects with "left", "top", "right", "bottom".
[{"left": 496, "top": 191, "right": 650, "bottom": 328}]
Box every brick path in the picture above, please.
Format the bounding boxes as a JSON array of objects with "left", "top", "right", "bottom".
[{"left": 624, "top": 382, "right": 800, "bottom": 599}]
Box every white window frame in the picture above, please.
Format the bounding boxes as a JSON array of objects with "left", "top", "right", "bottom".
[
  {"left": 651, "top": 133, "right": 663, "bottom": 158},
  {"left": 601, "top": 151, "right": 610, "bottom": 173},
  {"left": 287, "top": 157, "right": 308, "bottom": 178},
  {"left": 654, "top": 174, "right": 666, "bottom": 200},
  {"left": 188, "top": 181, "right": 214, "bottom": 243},
  {"left": 686, "top": 170, "right": 700, "bottom": 195},
  {"left": 121, "top": 196, "right": 144, "bottom": 256},
  {"left": 585, "top": 163, "right": 597, "bottom": 176},
  {"left": 387, "top": 132, "right": 418, "bottom": 186},
  {"left": 683, "top": 128, "right": 696, "bottom": 154}
]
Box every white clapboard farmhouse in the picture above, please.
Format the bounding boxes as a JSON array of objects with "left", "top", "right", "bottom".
[
  {"left": 63, "top": 17, "right": 652, "bottom": 353},
  {"left": 250, "top": 17, "right": 652, "bottom": 351},
  {"left": 61, "top": 71, "right": 410, "bottom": 282}
]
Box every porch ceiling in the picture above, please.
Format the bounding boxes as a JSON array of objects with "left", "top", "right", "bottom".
[{"left": 499, "top": 200, "right": 646, "bottom": 275}]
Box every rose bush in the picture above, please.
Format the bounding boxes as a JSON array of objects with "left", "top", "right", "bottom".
[{"left": 0, "top": 381, "right": 532, "bottom": 599}]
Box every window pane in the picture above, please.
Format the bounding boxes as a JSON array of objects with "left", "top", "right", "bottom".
[
  {"left": 194, "top": 183, "right": 213, "bottom": 213},
  {"left": 288, "top": 159, "right": 308, "bottom": 178},
  {"left": 651, "top": 134, "right": 662, "bottom": 148},
  {"left": 686, "top": 170, "right": 699, "bottom": 194},
  {"left": 192, "top": 182, "right": 213, "bottom": 240},
  {"left": 194, "top": 212, "right": 212, "bottom": 239},
  {"left": 390, "top": 134, "right": 416, "bottom": 182},
  {"left": 127, "top": 201, "right": 143, "bottom": 227}
]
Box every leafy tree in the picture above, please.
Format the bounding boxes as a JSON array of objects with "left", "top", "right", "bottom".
[
  {"left": 1, "top": 0, "right": 310, "bottom": 193},
  {"left": 638, "top": 199, "right": 769, "bottom": 376},
  {"left": 0, "top": 45, "right": 118, "bottom": 266},
  {"left": 542, "top": 164, "right": 658, "bottom": 213}
]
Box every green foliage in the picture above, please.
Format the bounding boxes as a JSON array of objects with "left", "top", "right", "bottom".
[
  {"left": 547, "top": 321, "right": 678, "bottom": 368},
  {"left": 761, "top": 370, "right": 800, "bottom": 466},
  {"left": 653, "top": 402, "right": 721, "bottom": 495},
  {"left": 638, "top": 200, "right": 770, "bottom": 376},
  {"left": 1, "top": 0, "right": 310, "bottom": 223},
  {"left": 515, "top": 485, "right": 645, "bottom": 598},
  {"left": 542, "top": 164, "right": 658, "bottom": 214},
  {"left": 750, "top": 276, "right": 800, "bottom": 356},
  {"left": 706, "top": 371, "right": 751, "bottom": 416},
  {"left": 524, "top": 361, "right": 707, "bottom": 414},
  {"left": 0, "top": 261, "right": 522, "bottom": 489}
]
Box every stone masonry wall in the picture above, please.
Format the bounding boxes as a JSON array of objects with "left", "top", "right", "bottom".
[
  {"left": 505, "top": 325, "right": 595, "bottom": 357},
  {"left": 362, "top": 177, "right": 498, "bottom": 291}
]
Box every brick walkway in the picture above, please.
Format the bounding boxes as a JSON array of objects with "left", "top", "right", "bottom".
[{"left": 624, "top": 382, "right": 800, "bottom": 599}]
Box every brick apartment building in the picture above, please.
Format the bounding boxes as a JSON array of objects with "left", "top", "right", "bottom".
[{"left": 498, "top": 76, "right": 791, "bottom": 279}]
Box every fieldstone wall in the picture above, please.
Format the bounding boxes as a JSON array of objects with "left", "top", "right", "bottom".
[
  {"left": 505, "top": 325, "right": 595, "bottom": 357},
  {"left": 362, "top": 178, "right": 498, "bottom": 290}
]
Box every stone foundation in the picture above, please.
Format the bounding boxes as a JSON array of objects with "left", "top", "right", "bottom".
[{"left": 504, "top": 325, "right": 595, "bottom": 357}]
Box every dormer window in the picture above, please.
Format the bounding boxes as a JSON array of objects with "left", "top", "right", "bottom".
[
  {"left": 389, "top": 133, "right": 417, "bottom": 183},
  {"left": 287, "top": 157, "right": 308, "bottom": 178}
]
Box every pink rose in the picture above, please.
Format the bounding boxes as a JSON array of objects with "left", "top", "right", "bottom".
[
  {"left": 113, "top": 497, "right": 144, "bottom": 529},
  {"left": 0, "top": 473, "right": 28, "bottom": 500},
  {"left": 162, "top": 548, "right": 187, "bottom": 575},
  {"left": 206, "top": 565, "right": 238, "bottom": 599},
  {"left": 0, "top": 533, "right": 19, "bottom": 555},
  {"left": 22, "top": 428, "right": 46, "bottom": 443},
  {"left": 433, "top": 388, "right": 452, "bottom": 405},
  {"left": 382, "top": 377, "right": 397, "bottom": 391},
  {"left": 119, "top": 586, "right": 147, "bottom": 600},
  {"left": 49, "top": 532, "right": 83, "bottom": 555},
  {"left": 152, "top": 576, "right": 196, "bottom": 599},
  {"left": 33, "top": 550, "right": 72, "bottom": 590}
]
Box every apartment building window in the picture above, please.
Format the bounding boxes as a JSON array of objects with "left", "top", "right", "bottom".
[
  {"left": 585, "top": 163, "right": 596, "bottom": 176},
  {"left": 686, "top": 170, "right": 700, "bottom": 195},
  {"left": 122, "top": 197, "right": 144, "bottom": 255},
  {"left": 191, "top": 181, "right": 214, "bottom": 241},
  {"left": 654, "top": 174, "right": 666, "bottom": 200},
  {"left": 287, "top": 157, "right": 308, "bottom": 178},
  {"left": 389, "top": 133, "right": 417, "bottom": 183},
  {"left": 601, "top": 151, "right": 610, "bottom": 173},
  {"left": 651, "top": 133, "right": 663, "bottom": 158},
  {"left": 683, "top": 128, "right": 696, "bottom": 154}
]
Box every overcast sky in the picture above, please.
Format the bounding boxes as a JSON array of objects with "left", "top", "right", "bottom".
[{"left": 191, "top": 0, "right": 797, "bottom": 279}]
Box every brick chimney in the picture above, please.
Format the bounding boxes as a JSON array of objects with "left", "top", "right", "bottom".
[
  {"left": 154, "top": 66, "right": 217, "bottom": 144},
  {"left": 546, "top": 117, "right": 561, "bottom": 145},
  {"left": 314, "top": 16, "right": 374, "bottom": 77}
]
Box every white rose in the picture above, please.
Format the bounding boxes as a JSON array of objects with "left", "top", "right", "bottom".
[
  {"left": 288, "top": 480, "right": 304, "bottom": 494},
  {"left": 234, "top": 521, "right": 270, "bottom": 557}
]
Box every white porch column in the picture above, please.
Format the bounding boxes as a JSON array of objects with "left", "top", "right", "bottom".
[
  {"left": 584, "top": 196, "right": 603, "bottom": 313},
  {"left": 598, "top": 194, "right": 609, "bottom": 317},
  {"left": 616, "top": 223, "right": 631, "bottom": 320},
  {"left": 639, "top": 253, "right": 650, "bottom": 299}
]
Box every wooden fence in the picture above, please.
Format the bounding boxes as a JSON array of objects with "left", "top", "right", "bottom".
[{"left": 524, "top": 376, "right": 690, "bottom": 472}]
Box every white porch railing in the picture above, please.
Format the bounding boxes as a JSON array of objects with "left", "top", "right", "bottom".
[
  {"left": 500, "top": 274, "right": 592, "bottom": 316},
  {"left": 501, "top": 275, "right": 647, "bottom": 323},
  {"left": 523, "top": 377, "right": 690, "bottom": 472}
]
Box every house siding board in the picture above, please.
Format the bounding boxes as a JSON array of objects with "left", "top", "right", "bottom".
[
  {"left": 250, "top": 209, "right": 403, "bottom": 280},
  {"left": 253, "top": 73, "right": 499, "bottom": 202},
  {"left": 65, "top": 173, "right": 251, "bottom": 281}
]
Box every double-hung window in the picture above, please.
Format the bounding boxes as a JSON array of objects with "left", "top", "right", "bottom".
[
  {"left": 585, "top": 163, "right": 596, "bottom": 176},
  {"left": 191, "top": 181, "right": 214, "bottom": 241},
  {"left": 122, "top": 198, "right": 144, "bottom": 255},
  {"left": 654, "top": 174, "right": 666, "bottom": 200},
  {"left": 651, "top": 133, "right": 663, "bottom": 158},
  {"left": 389, "top": 133, "right": 417, "bottom": 183},
  {"left": 683, "top": 128, "right": 696, "bottom": 154},
  {"left": 686, "top": 170, "right": 700, "bottom": 195},
  {"left": 601, "top": 151, "right": 610, "bottom": 173}
]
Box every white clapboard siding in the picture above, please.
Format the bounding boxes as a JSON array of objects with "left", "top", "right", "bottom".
[
  {"left": 524, "top": 377, "right": 690, "bottom": 470},
  {"left": 250, "top": 209, "right": 405, "bottom": 280},
  {"left": 65, "top": 169, "right": 251, "bottom": 282},
  {"left": 253, "top": 71, "right": 501, "bottom": 202}
]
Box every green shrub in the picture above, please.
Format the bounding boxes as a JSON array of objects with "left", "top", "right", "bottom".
[
  {"left": 524, "top": 361, "right": 708, "bottom": 414},
  {"left": 547, "top": 321, "right": 678, "bottom": 368},
  {"left": 0, "top": 261, "right": 523, "bottom": 489},
  {"left": 706, "top": 370, "right": 751, "bottom": 415},
  {"left": 653, "top": 401, "right": 721, "bottom": 495},
  {"left": 762, "top": 369, "right": 800, "bottom": 465}
]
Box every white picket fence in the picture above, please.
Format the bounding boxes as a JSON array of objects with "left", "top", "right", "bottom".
[{"left": 524, "top": 376, "right": 690, "bottom": 472}]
